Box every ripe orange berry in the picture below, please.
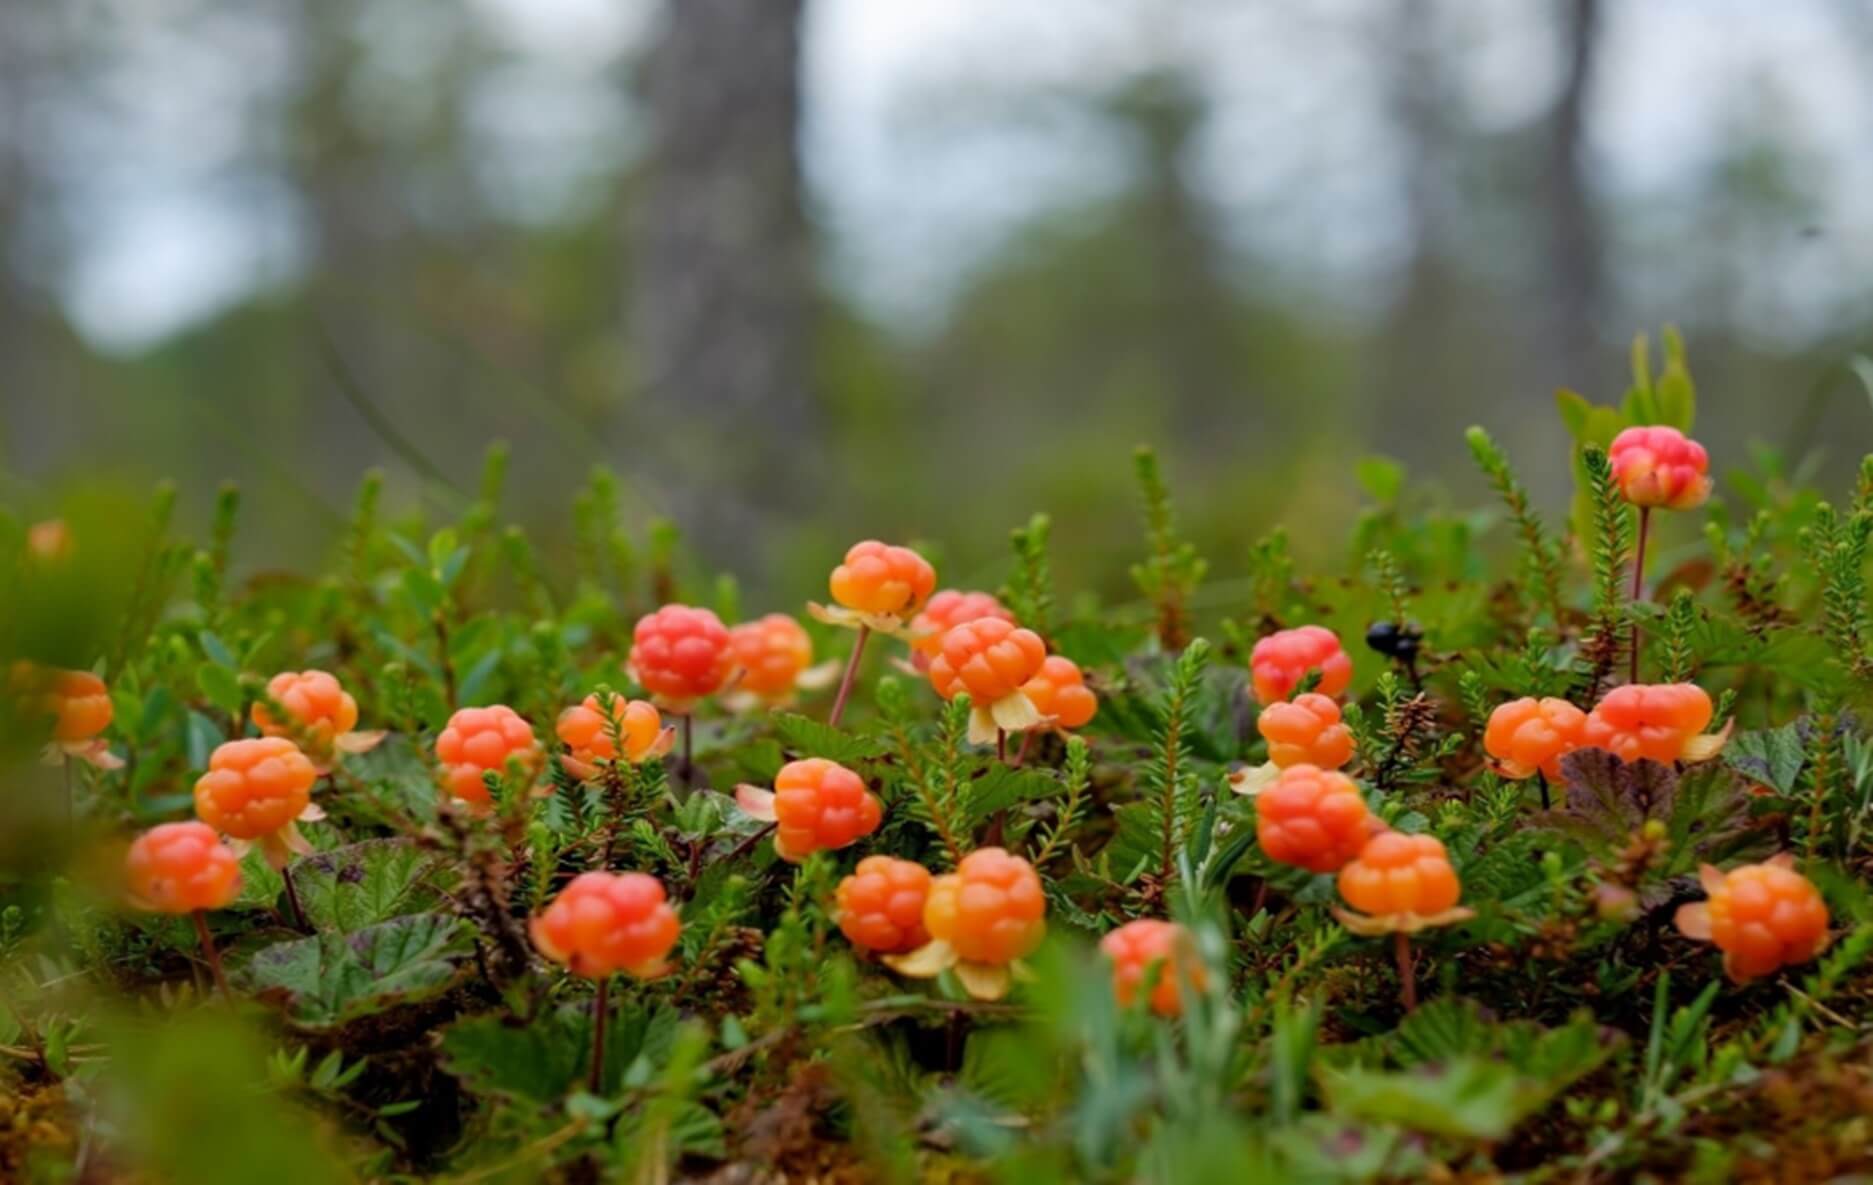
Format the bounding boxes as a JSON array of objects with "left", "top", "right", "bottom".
[
  {"left": 1256, "top": 764, "right": 1375, "bottom": 873},
  {"left": 44, "top": 669, "right": 113, "bottom": 744},
  {"left": 629, "top": 605, "right": 734, "bottom": 707},
  {"left": 1483, "top": 696, "right": 1587, "bottom": 780},
  {"left": 829, "top": 540, "right": 936, "bottom": 618},
  {"left": 727, "top": 614, "right": 814, "bottom": 699},
  {"left": 1679, "top": 860, "right": 1829, "bottom": 982},
  {"left": 1257, "top": 692, "right": 1353, "bottom": 770},
  {"left": 556, "top": 695, "right": 664, "bottom": 765},
  {"left": 1338, "top": 832, "right": 1462, "bottom": 919},
  {"left": 27, "top": 519, "right": 71, "bottom": 561},
  {"left": 252, "top": 669, "right": 359, "bottom": 749},
  {"left": 1609, "top": 425, "right": 1711, "bottom": 511},
  {"left": 1250, "top": 626, "right": 1353, "bottom": 706},
  {"left": 909, "top": 590, "right": 1015, "bottom": 670},
  {"left": 1582, "top": 683, "right": 1713, "bottom": 765},
  {"left": 923, "top": 847, "right": 1047, "bottom": 966},
  {"left": 436, "top": 704, "right": 540, "bottom": 807},
  {"left": 836, "top": 855, "right": 933, "bottom": 954},
  {"left": 194, "top": 737, "right": 318, "bottom": 840},
  {"left": 928, "top": 619, "right": 1048, "bottom": 706},
  {"left": 1100, "top": 919, "right": 1204, "bottom": 1017},
  {"left": 772, "top": 758, "right": 883, "bottom": 861},
  {"left": 124, "top": 821, "right": 241, "bottom": 914},
  {"left": 530, "top": 871, "right": 681, "bottom": 979},
  {"left": 1021, "top": 655, "right": 1098, "bottom": 731}
]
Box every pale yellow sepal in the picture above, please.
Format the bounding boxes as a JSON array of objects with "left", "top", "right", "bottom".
[
  {"left": 1679, "top": 718, "right": 1734, "bottom": 764},
  {"left": 882, "top": 938, "right": 959, "bottom": 978},
  {"left": 807, "top": 602, "right": 914, "bottom": 640},
  {"left": 953, "top": 961, "right": 1012, "bottom": 1000},
  {"left": 1332, "top": 905, "right": 1476, "bottom": 937},
  {"left": 1227, "top": 761, "right": 1281, "bottom": 797}
]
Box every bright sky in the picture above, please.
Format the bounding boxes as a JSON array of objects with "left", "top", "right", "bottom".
[{"left": 52, "top": 0, "right": 1873, "bottom": 351}]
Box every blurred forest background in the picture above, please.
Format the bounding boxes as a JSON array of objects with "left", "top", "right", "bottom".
[{"left": 2, "top": 0, "right": 1871, "bottom": 602}]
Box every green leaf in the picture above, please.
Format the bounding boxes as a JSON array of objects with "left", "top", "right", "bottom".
[
  {"left": 1726, "top": 723, "right": 1807, "bottom": 796},
  {"left": 770, "top": 713, "right": 884, "bottom": 765},
  {"left": 197, "top": 663, "right": 244, "bottom": 716},
  {"left": 1320, "top": 1058, "right": 1535, "bottom": 1142},
  {"left": 438, "top": 1001, "right": 679, "bottom": 1101},
  {"left": 965, "top": 766, "right": 1064, "bottom": 823},
  {"left": 242, "top": 913, "right": 473, "bottom": 1029},
  {"left": 1355, "top": 456, "right": 1405, "bottom": 505},
  {"left": 287, "top": 839, "right": 454, "bottom": 933},
  {"left": 199, "top": 630, "right": 237, "bottom": 669},
  {"left": 1554, "top": 389, "right": 1594, "bottom": 439}
]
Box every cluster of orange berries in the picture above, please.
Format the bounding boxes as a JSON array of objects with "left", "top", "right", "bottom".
[{"left": 1484, "top": 682, "right": 1718, "bottom": 783}]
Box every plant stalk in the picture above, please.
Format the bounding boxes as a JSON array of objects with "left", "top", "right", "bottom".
[
  {"left": 827, "top": 626, "right": 871, "bottom": 729},
  {"left": 193, "top": 910, "right": 232, "bottom": 1001},
  {"left": 1395, "top": 931, "right": 1417, "bottom": 1012},
  {"left": 280, "top": 862, "right": 308, "bottom": 930},
  {"left": 588, "top": 975, "right": 611, "bottom": 1095},
  {"left": 1629, "top": 507, "right": 1650, "bottom": 684}
]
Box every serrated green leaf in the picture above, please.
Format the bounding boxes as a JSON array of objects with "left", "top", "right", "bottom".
[
  {"left": 770, "top": 712, "right": 884, "bottom": 765},
  {"left": 287, "top": 839, "right": 453, "bottom": 933},
  {"left": 438, "top": 1001, "right": 678, "bottom": 1101},
  {"left": 242, "top": 913, "right": 472, "bottom": 1029}
]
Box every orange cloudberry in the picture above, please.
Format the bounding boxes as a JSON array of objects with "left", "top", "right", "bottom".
[
  {"left": 1608, "top": 425, "right": 1711, "bottom": 511},
  {"left": 828, "top": 540, "right": 936, "bottom": 620},
  {"left": 1020, "top": 654, "right": 1098, "bottom": 731},
  {"left": 10, "top": 664, "right": 121, "bottom": 769},
  {"left": 1582, "top": 683, "right": 1714, "bottom": 765},
  {"left": 436, "top": 704, "right": 541, "bottom": 808},
  {"left": 928, "top": 618, "right": 1048, "bottom": 743},
  {"left": 194, "top": 737, "right": 321, "bottom": 866},
  {"left": 629, "top": 604, "right": 734, "bottom": 710},
  {"left": 1256, "top": 764, "right": 1377, "bottom": 874},
  {"left": 1483, "top": 696, "right": 1587, "bottom": 781},
  {"left": 27, "top": 519, "right": 71, "bottom": 561},
  {"left": 1336, "top": 831, "right": 1466, "bottom": 929},
  {"left": 1100, "top": 919, "right": 1205, "bottom": 1018},
  {"left": 724, "top": 614, "right": 836, "bottom": 708},
  {"left": 884, "top": 850, "right": 1047, "bottom": 1000},
  {"left": 1250, "top": 626, "right": 1353, "bottom": 706},
  {"left": 1257, "top": 692, "right": 1353, "bottom": 770},
  {"left": 1676, "top": 857, "right": 1830, "bottom": 983},
  {"left": 556, "top": 694, "right": 669, "bottom": 778},
  {"left": 908, "top": 590, "right": 1015, "bottom": 671},
  {"left": 737, "top": 758, "right": 882, "bottom": 862},
  {"left": 124, "top": 821, "right": 241, "bottom": 914},
  {"left": 252, "top": 669, "right": 374, "bottom": 763},
  {"left": 530, "top": 871, "right": 681, "bottom": 980},
  {"left": 836, "top": 856, "right": 933, "bottom": 954}
]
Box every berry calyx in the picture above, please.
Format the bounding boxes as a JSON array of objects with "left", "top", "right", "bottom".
[
  {"left": 124, "top": 821, "right": 241, "bottom": 914},
  {"left": 1675, "top": 856, "right": 1829, "bottom": 983},
  {"left": 435, "top": 704, "right": 541, "bottom": 808},
  {"left": 740, "top": 757, "right": 881, "bottom": 862},
  {"left": 629, "top": 604, "right": 735, "bottom": 711},
  {"left": 1335, "top": 831, "right": 1471, "bottom": 934},
  {"left": 1582, "top": 683, "right": 1714, "bottom": 765},
  {"left": 836, "top": 855, "right": 933, "bottom": 954},
  {"left": 1100, "top": 919, "right": 1204, "bottom": 1017},
  {"left": 1255, "top": 764, "right": 1376, "bottom": 873},
  {"left": 1250, "top": 626, "right": 1353, "bottom": 706},
  {"left": 928, "top": 619, "right": 1048, "bottom": 743},
  {"left": 194, "top": 737, "right": 321, "bottom": 866},
  {"left": 909, "top": 590, "right": 1015, "bottom": 671},
  {"left": 1608, "top": 425, "right": 1711, "bottom": 511},
  {"left": 530, "top": 871, "right": 681, "bottom": 980},
  {"left": 252, "top": 669, "right": 366, "bottom": 756},
  {"left": 829, "top": 540, "right": 936, "bottom": 620},
  {"left": 1020, "top": 655, "right": 1098, "bottom": 732},
  {"left": 1483, "top": 696, "right": 1587, "bottom": 781},
  {"left": 1257, "top": 692, "right": 1353, "bottom": 770},
  {"left": 556, "top": 694, "right": 669, "bottom": 775}
]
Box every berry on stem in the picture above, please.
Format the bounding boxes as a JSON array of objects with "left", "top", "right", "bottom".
[
  {"left": 884, "top": 847, "right": 1047, "bottom": 1000},
  {"left": 1674, "top": 855, "right": 1830, "bottom": 983},
  {"left": 1257, "top": 692, "right": 1353, "bottom": 770},
  {"left": 836, "top": 856, "right": 933, "bottom": 954},
  {"left": 1608, "top": 426, "right": 1711, "bottom": 511},
  {"left": 813, "top": 541, "right": 937, "bottom": 728},
  {"left": 194, "top": 737, "right": 323, "bottom": 868},
  {"left": 1582, "top": 683, "right": 1720, "bottom": 765},
  {"left": 629, "top": 605, "right": 735, "bottom": 712},
  {"left": 1250, "top": 626, "right": 1352, "bottom": 706},
  {"left": 1019, "top": 654, "right": 1098, "bottom": 733},
  {"left": 927, "top": 619, "right": 1048, "bottom": 745},
  {"left": 1254, "top": 764, "right": 1377, "bottom": 874},
  {"left": 530, "top": 870, "right": 682, "bottom": 980},
  {"left": 722, "top": 614, "right": 839, "bottom": 710},
  {"left": 11, "top": 663, "right": 121, "bottom": 768},
  {"left": 1335, "top": 830, "right": 1472, "bottom": 1012},
  {"left": 253, "top": 669, "right": 382, "bottom": 765},
  {"left": 1483, "top": 696, "right": 1587, "bottom": 782},
  {"left": 1100, "top": 919, "right": 1204, "bottom": 1017},
  {"left": 124, "top": 821, "right": 242, "bottom": 915},
  {"left": 556, "top": 694, "right": 672, "bottom": 779},
  {"left": 733, "top": 757, "right": 882, "bottom": 862},
  {"left": 436, "top": 704, "right": 542, "bottom": 809},
  {"left": 908, "top": 590, "right": 1014, "bottom": 672}
]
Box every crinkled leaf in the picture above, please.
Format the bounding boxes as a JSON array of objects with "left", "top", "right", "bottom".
[
  {"left": 288, "top": 839, "right": 453, "bottom": 933},
  {"left": 243, "top": 913, "right": 472, "bottom": 1029},
  {"left": 770, "top": 713, "right": 885, "bottom": 766},
  {"left": 1725, "top": 722, "right": 1807, "bottom": 795},
  {"left": 438, "top": 1001, "right": 679, "bottom": 1101}
]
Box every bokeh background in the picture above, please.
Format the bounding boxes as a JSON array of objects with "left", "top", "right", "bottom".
[{"left": 3, "top": 0, "right": 1871, "bottom": 600}]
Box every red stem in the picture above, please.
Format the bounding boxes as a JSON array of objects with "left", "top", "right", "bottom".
[
  {"left": 826, "top": 626, "right": 871, "bottom": 729},
  {"left": 588, "top": 975, "right": 611, "bottom": 1095},
  {"left": 1395, "top": 931, "right": 1418, "bottom": 1012},
  {"left": 1629, "top": 506, "right": 1650, "bottom": 685},
  {"left": 194, "top": 910, "right": 232, "bottom": 1002},
  {"left": 280, "top": 862, "right": 308, "bottom": 930},
  {"left": 1011, "top": 730, "right": 1037, "bottom": 768}
]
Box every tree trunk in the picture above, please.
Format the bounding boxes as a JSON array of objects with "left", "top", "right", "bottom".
[
  {"left": 631, "top": 0, "right": 815, "bottom": 564},
  {"left": 1542, "top": 0, "right": 1604, "bottom": 387}
]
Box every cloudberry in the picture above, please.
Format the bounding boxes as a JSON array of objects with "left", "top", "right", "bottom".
[
  {"left": 1021, "top": 655, "right": 1098, "bottom": 731},
  {"left": 1101, "top": 919, "right": 1205, "bottom": 1018},
  {"left": 1582, "top": 683, "right": 1713, "bottom": 765},
  {"left": 436, "top": 704, "right": 541, "bottom": 807},
  {"left": 1676, "top": 858, "right": 1830, "bottom": 983},
  {"left": 1255, "top": 764, "right": 1375, "bottom": 874},
  {"left": 194, "top": 737, "right": 320, "bottom": 863},
  {"left": 770, "top": 758, "right": 883, "bottom": 861},
  {"left": 556, "top": 694, "right": 668, "bottom": 775},
  {"left": 909, "top": 590, "right": 1015, "bottom": 671},
  {"left": 27, "top": 519, "right": 71, "bottom": 561},
  {"left": 1250, "top": 626, "right": 1353, "bottom": 706},
  {"left": 1609, "top": 425, "right": 1711, "bottom": 511},
  {"left": 124, "top": 821, "right": 241, "bottom": 914},
  {"left": 928, "top": 619, "right": 1048, "bottom": 742},
  {"left": 923, "top": 847, "right": 1047, "bottom": 966},
  {"left": 836, "top": 856, "right": 933, "bottom": 954},
  {"left": 1338, "top": 832, "right": 1463, "bottom": 922},
  {"left": 44, "top": 668, "right": 113, "bottom": 744},
  {"left": 629, "top": 605, "right": 734, "bottom": 710},
  {"left": 829, "top": 540, "right": 936, "bottom": 620},
  {"left": 1257, "top": 693, "right": 1353, "bottom": 770},
  {"left": 724, "top": 614, "right": 834, "bottom": 707},
  {"left": 530, "top": 871, "right": 681, "bottom": 980},
  {"left": 252, "top": 669, "right": 360, "bottom": 751},
  {"left": 1483, "top": 696, "right": 1587, "bottom": 781}
]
